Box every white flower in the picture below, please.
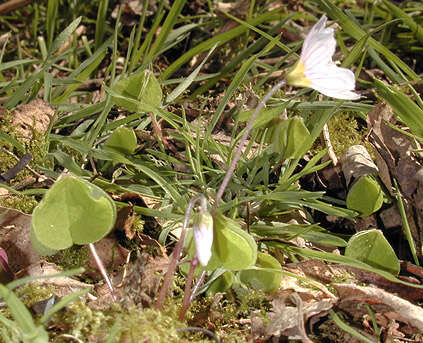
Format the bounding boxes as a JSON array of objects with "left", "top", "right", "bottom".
[
  {"left": 193, "top": 210, "right": 213, "bottom": 266},
  {"left": 286, "top": 15, "right": 360, "bottom": 100}
]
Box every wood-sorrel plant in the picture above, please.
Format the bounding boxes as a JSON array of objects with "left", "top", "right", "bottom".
[{"left": 156, "top": 14, "right": 360, "bottom": 319}]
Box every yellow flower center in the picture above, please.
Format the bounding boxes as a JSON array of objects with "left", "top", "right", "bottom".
[{"left": 286, "top": 61, "right": 312, "bottom": 88}]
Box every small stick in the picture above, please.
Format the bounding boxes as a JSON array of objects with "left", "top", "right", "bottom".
[
  {"left": 322, "top": 123, "right": 338, "bottom": 166},
  {"left": 0, "top": 151, "right": 32, "bottom": 183},
  {"left": 213, "top": 79, "right": 286, "bottom": 211},
  {"left": 88, "top": 243, "right": 116, "bottom": 301}
]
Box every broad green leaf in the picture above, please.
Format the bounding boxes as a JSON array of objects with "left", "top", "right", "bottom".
[
  {"left": 239, "top": 252, "right": 282, "bottom": 293},
  {"left": 111, "top": 69, "right": 162, "bottom": 113},
  {"left": 346, "top": 175, "right": 383, "bottom": 217},
  {"left": 105, "top": 127, "right": 137, "bottom": 155},
  {"left": 281, "top": 117, "right": 312, "bottom": 158},
  {"left": 183, "top": 213, "right": 258, "bottom": 272},
  {"left": 31, "top": 175, "right": 116, "bottom": 252},
  {"left": 206, "top": 271, "right": 233, "bottom": 296},
  {"left": 345, "top": 229, "right": 400, "bottom": 275},
  {"left": 205, "top": 213, "right": 257, "bottom": 271}
]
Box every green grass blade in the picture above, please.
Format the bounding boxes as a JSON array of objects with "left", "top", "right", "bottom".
[
  {"left": 144, "top": 0, "right": 187, "bottom": 64},
  {"left": 381, "top": 0, "right": 423, "bottom": 44},
  {"left": 40, "top": 288, "right": 90, "bottom": 323},
  {"left": 160, "top": 8, "right": 284, "bottom": 80},
  {"left": 316, "top": 0, "right": 418, "bottom": 80},
  {"left": 95, "top": 0, "right": 109, "bottom": 51},
  {"left": 46, "top": 0, "right": 59, "bottom": 49},
  {"left": 48, "top": 16, "right": 82, "bottom": 57}
]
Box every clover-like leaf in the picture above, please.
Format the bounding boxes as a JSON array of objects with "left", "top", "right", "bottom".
[
  {"left": 271, "top": 117, "right": 312, "bottom": 158},
  {"left": 111, "top": 69, "right": 162, "bottom": 113},
  {"left": 346, "top": 175, "right": 384, "bottom": 217},
  {"left": 239, "top": 252, "right": 282, "bottom": 293},
  {"left": 31, "top": 175, "right": 116, "bottom": 254},
  {"left": 105, "top": 127, "right": 137, "bottom": 155},
  {"left": 205, "top": 212, "right": 257, "bottom": 271},
  {"left": 345, "top": 229, "right": 400, "bottom": 275},
  {"left": 206, "top": 271, "right": 234, "bottom": 296}
]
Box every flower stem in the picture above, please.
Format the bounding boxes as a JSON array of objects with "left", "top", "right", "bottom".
[
  {"left": 88, "top": 243, "right": 116, "bottom": 301},
  {"left": 179, "top": 256, "right": 198, "bottom": 321},
  {"left": 213, "top": 79, "right": 286, "bottom": 211},
  {"left": 155, "top": 194, "right": 206, "bottom": 310}
]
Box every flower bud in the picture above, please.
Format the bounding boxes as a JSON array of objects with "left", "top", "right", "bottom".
[{"left": 193, "top": 210, "right": 213, "bottom": 266}]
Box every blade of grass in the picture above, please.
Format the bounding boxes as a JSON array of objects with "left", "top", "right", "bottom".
[
  {"left": 316, "top": 0, "right": 418, "bottom": 80},
  {"left": 394, "top": 179, "right": 419, "bottom": 266},
  {"left": 95, "top": 0, "right": 109, "bottom": 51},
  {"left": 160, "top": 8, "right": 285, "bottom": 80}
]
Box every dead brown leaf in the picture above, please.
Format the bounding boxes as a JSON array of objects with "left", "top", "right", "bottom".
[
  {"left": 113, "top": 252, "right": 169, "bottom": 308},
  {"left": 24, "top": 262, "right": 93, "bottom": 298},
  {"left": 0, "top": 206, "right": 40, "bottom": 272},
  {"left": 115, "top": 204, "right": 136, "bottom": 240}
]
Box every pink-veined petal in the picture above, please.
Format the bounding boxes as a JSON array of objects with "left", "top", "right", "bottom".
[{"left": 308, "top": 65, "right": 360, "bottom": 99}]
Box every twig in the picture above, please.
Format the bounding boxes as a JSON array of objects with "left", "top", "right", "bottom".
[
  {"left": 0, "top": 0, "right": 32, "bottom": 14},
  {"left": 213, "top": 79, "right": 286, "bottom": 211},
  {"left": 322, "top": 123, "right": 338, "bottom": 166},
  {"left": 0, "top": 151, "right": 32, "bottom": 183}
]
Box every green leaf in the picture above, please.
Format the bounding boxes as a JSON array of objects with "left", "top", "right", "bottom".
[
  {"left": 111, "top": 69, "right": 162, "bottom": 113},
  {"left": 31, "top": 175, "right": 116, "bottom": 253},
  {"left": 346, "top": 175, "right": 383, "bottom": 217},
  {"left": 345, "top": 229, "right": 400, "bottom": 275},
  {"left": 206, "top": 271, "right": 233, "bottom": 296},
  {"left": 189, "top": 212, "right": 257, "bottom": 271},
  {"left": 239, "top": 252, "right": 282, "bottom": 293},
  {"left": 105, "top": 127, "right": 137, "bottom": 155},
  {"left": 281, "top": 117, "right": 312, "bottom": 158},
  {"left": 48, "top": 16, "right": 82, "bottom": 57}
]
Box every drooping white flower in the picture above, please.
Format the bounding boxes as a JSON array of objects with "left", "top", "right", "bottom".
[
  {"left": 286, "top": 15, "right": 360, "bottom": 100},
  {"left": 193, "top": 210, "right": 213, "bottom": 266}
]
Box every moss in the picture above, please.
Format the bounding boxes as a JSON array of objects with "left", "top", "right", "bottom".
[
  {"left": 48, "top": 245, "right": 90, "bottom": 271},
  {"left": 0, "top": 109, "right": 51, "bottom": 214},
  {"left": 0, "top": 193, "right": 39, "bottom": 213},
  {"left": 326, "top": 112, "right": 372, "bottom": 157}
]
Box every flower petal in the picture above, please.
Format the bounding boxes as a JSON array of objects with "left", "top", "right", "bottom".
[
  {"left": 301, "top": 16, "right": 336, "bottom": 68},
  {"left": 307, "top": 64, "right": 359, "bottom": 99}
]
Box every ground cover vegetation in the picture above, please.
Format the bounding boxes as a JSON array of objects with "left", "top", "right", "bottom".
[{"left": 1, "top": 0, "right": 423, "bottom": 342}]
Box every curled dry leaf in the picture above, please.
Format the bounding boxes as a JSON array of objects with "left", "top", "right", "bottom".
[
  {"left": 334, "top": 283, "right": 423, "bottom": 334},
  {"left": 284, "top": 259, "right": 423, "bottom": 303},
  {"left": 23, "top": 262, "right": 93, "bottom": 299},
  {"left": 341, "top": 145, "right": 378, "bottom": 187},
  {"left": 114, "top": 252, "right": 169, "bottom": 309}
]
